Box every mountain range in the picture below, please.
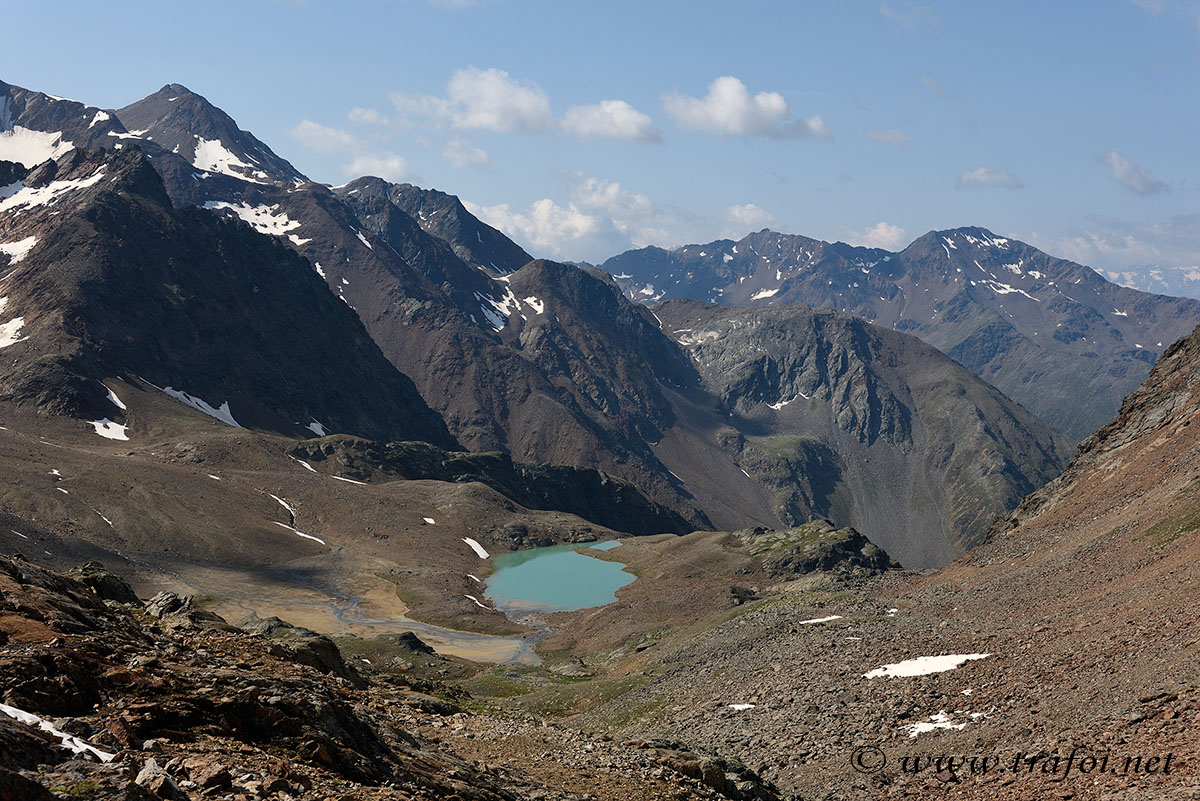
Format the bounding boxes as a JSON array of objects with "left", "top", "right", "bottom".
[
  {"left": 2, "top": 76, "right": 1200, "bottom": 801},
  {"left": 1104, "top": 264, "right": 1200, "bottom": 301},
  {"left": 602, "top": 227, "right": 1200, "bottom": 440},
  {"left": 1, "top": 78, "right": 1091, "bottom": 567}
]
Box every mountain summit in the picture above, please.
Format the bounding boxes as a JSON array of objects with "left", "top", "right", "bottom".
[
  {"left": 116, "top": 83, "right": 307, "bottom": 186},
  {"left": 0, "top": 146, "right": 451, "bottom": 445}
]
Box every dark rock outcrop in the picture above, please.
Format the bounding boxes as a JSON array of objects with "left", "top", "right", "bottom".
[
  {"left": 737, "top": 520, "right": 901, "bottom": 576},
  {"left": 65, "top": 561, "right": 140, "bottom": 604}
]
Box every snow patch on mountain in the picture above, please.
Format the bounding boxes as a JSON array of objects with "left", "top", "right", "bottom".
[
  {"left": 192, "top": 137, "right": 267, "bottom": 183},
  {"left": 750, "top": 287, "right": 780, "bottom": 300},
  {"left": 0, "top": 126, "right": 74, "bottom": 168},
  {"left": 103, "top": 384, "right": 127, "bottom": 411},
  {"left": 0, "top": 236, "right": 37, "bottom": 264},
  {"left": 89, "top": 419, "right": 129, "bottom": 441},
  {"left": 979, "top": 279, "right": 1039, "bottom": 301},
  {"left": 0, "top": 702, "right": 115, "bottom": 762},
  {"left": 0, "top": 316, "right": 27, "bottom": 348},
  {"left": 203, "top": 201, "right": 301, "bottom": 238},
  {"left": 900, "top": 711, "right": 987, "bottom": 738},
  {"left": 474, "top": 287, "right": 520, "bottom": 331},
  {"left": 149, "top": 383, "right": 241, "bottom": 428},
  {"left": 768, "top": 391, "right": 809, "bottom": 409},
  {"left": 463, "top": 537, "right": 490, "bottom": 559},
  {"left": 864, "top": 653, "right": 990, "bottom": 678},
  {"left": 961, "top": 233, "right": 1010, "bottom": 249},
  {"left": 0, "top": 170, "right": 106, "bottom": 213},
  {"left": 676, "top": 329, "right": 721, "bottom": 346},
  {"left": 272, "top": 521, "right": 326, "bottom": 545}
]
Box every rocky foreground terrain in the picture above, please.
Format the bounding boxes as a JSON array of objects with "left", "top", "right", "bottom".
[
  {"left": 467, "top": 326, "right": 1200, "bottom": 800},
  {"left": 0, "top": 554, "right": 788, "bottom": 801}
]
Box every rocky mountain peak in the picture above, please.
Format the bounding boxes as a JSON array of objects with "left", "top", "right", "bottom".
[
  {"left": 0, "top": 145, "right": 454, "bottom": 445},
  {"left": 382, "top": 181, "right": 533, "bottom": 274},
  {"left": 116, "top": 83, "right": 306, "bottom": 186}
]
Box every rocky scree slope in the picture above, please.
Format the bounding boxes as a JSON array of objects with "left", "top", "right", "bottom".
[
  {"left": 568, "top": 324, "right": 1200, "bottom": 801},
  {"left": 289, "top": 435, "right": 694, "bottom": 537}
]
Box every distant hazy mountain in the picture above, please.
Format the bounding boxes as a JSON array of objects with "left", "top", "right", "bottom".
[
  {"left": 603, "top": 228, "right": 1200, "bottom": 440},
  {"left": 1104, "top": 265, "right": 1200, "bottom": 301}
]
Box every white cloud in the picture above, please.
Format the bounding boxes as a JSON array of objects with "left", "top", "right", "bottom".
[
  {"left": 562, "top": 100, "right": 662, "bottom": 142},
  {"left": 447, "top": 67, "right": 554, "bottom": 131},
  {"left": 865, "top": 128, "right": 912, "bottom": 146},
  {"left": 955, "top": 166, "right": 1024, "bottom": 189},
  {"left": 344, "top": 152, "right": 412, "bottom": 182},
  {"left": 393, "top": 67, "right": 555, "bottom": 133},
  {"left": 466, "top": 198, "right": 598, "bottom": 259},
  {"left": 373, "top": 68, "right": 661, "bottom": 146},
  {"left": 572, "top": 175, "right": 654, "bottom": 222},
  {"left": 1029, "top": 213, "right": 1200, "bottom": 272},
  {"left": 724, "top": 203, "right": 776, "bottom": 236},
  {"left": 441, "top": 138, "right": 489, "bottom": 168},
  {"left": 289, "top": 120, "right": 360, "bottom": 153},
  {"left": 464, "top": 173, "right": 691, "bottom": 262},
  {"left": 1096, "top": 149, "right": 1168, "bottom": 196},
  {"left": 844, "top": 221, "right": 909, "bottom": 250},
  {"left": 663, "top": 76, "right": 830, "bottom": 139},
  {"left": 348, "top": 107, "right": 389, "bottom": 126}
]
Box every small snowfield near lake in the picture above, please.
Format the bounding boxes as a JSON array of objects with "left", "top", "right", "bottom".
[
  {"left": 864, "top": 653, "right": 990, "bottom": 678},
  {"left": 900, "top": 710, "right": 988, "bottom": 738}
]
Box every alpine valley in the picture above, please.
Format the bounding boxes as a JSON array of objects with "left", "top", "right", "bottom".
[{"left": 1, "top": 78, "right": 1197, "bottom": 801}]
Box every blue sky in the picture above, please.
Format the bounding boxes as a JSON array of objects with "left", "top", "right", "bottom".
[{"left": 4, "top": 0, "right": 1198, "bottom": 269}]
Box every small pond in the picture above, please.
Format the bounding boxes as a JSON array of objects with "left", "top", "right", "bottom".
[{"left": 484, "top": 540, "right": 632, "bottom": 614}]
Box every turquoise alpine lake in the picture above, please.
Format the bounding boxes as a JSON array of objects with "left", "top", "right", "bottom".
[{"left": 484, "top": 540, "right": 632, "bottom": 614}]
